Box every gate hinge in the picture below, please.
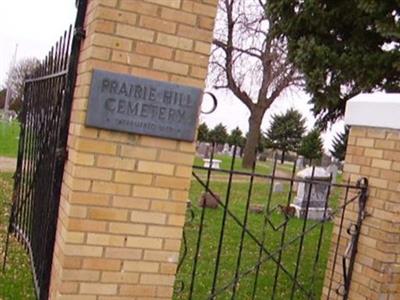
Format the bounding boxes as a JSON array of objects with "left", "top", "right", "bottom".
[{"left": 74, "top": 27, "right": 86, "bottom": 40}]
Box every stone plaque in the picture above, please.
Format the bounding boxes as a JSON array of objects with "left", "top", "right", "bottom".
[{"left": 86, "top": 69, "right": 203, "bottom": 141}]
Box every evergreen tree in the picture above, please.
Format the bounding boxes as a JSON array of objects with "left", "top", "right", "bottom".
[
  {"left": 265, "top": 109, "right": 306, "bottom": 163},
  {"left": 298, "top": 129, "right": 324, "bottom": 164},
  {"left": 208, "top": 123, "right": 228, "bottom": 145},
  {"left": 197, "top": 122, "right": 209, "bottom": 142},
  {"left": 227, "top": 127, "right": 245, "bottom": 147},
  {"left": 330, "top": 126, "right": 350, "bottom": 161},
  {"left": 268, "top": 0, "right": 400, "bottom": 127}
]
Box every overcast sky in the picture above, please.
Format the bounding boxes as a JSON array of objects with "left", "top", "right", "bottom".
[{"left": 0, "top": 0, "right": 345, "bottom": 153}]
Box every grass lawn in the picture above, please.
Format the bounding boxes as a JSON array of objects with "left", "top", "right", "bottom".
[
  {"left": 0, "top": 121, "right": 20, "bottom": 158},
  {"left": 174, "top": 176, "right": 338, "bottom": 299},
  {"left": 0, "top": 172, "right": 36, "bottom": 300}
]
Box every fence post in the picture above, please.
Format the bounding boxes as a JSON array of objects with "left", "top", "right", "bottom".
[
  {"left": 323, "top": 93, "right": 400, "bottom": 300},
  {"left": 49, "top": 1, "right": 218, "bottom": 299}
]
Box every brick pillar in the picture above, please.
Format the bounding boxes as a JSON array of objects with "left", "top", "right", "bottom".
[
  {"left": 323, "top": 94, "right": 400, "bottom": 300},
  {"left": 49, "top": 0, "right": 218, "bottom": 299}
]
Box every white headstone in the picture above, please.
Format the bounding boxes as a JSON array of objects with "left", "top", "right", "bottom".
[{"left": 273, "top": 182, "right": 284, "bottom": 193}]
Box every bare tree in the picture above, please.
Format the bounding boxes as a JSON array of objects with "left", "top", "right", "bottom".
[
  {"left": 209, "top": 0, "right": 300, "bottom": 168},
  {"left": 5, "top": 58, "right": 40, "bottom": 105}
]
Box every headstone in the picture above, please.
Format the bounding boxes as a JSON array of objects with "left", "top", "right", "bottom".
[
  {"left": 222, "top": 143, "right": 230, "bottom": 155},
  {"left": 326, "top": 163, "right": 338, "bottom": 184},
  {"left": 197, "top": 142, "right": 209, "bottom": 158},
  {"left": 292, "top": 167, "right": 332, "bottom": 220},
  {"left": 236, "top": 146, "right": 242, "bottom": 157},
  {"left": 228, "top": 145, "right": 235, "bottom": 157},
  {"left": 198, "top": 192, "right": 220, "bottom": 209},
  {"left": 296, "top": 156, "right": 305, "bottom": 171},
  {"left": 273, "top": 182, "right": 284, "bottom": 193},
  {"left": 321, "top": 154, "right": 332, "bottom": 167},
  {"left": 203, "top": 159, "right": 222, "bottom": 169}
]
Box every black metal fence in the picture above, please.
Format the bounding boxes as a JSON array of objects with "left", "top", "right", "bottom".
[
  {"left": 2, "top": 1, "right": 87, "bottom": 299},
  {"left": 174, "top": 144, "right": 368, "bottom": 300}
]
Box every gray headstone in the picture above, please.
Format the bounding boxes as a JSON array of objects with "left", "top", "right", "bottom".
[
  {"left": 223, "top": 143, "right": 230, "bottom": 154},
  {"left": 292, "top": 167, "right": 332, "bottom": 220},
  {"left": 197, "top": 142, "right": 209, "bottom": 157},
  {"left": 326, "top": 163, "right": 338, "bottom": 183},
  {"left": 273, "top": 182, "right": 284, "bottom": 193},
  {"left": 296, "top": 156, "right": 305, "bottom": 171}
]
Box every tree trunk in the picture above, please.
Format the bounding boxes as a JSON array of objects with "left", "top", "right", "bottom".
[
  {"left": 281, "top": 151, "right": 285, "bottom": 164},
  {"left": 242, "top": 111, "right": 263, "bottom": 169}
]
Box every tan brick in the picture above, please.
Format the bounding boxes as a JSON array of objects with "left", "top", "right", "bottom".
[
  {"left": 92, "top": 181, "right": 131, "bottom": 196},
  {"left": 112, "top": 196, "right": 150, "bottom": 210},
  {"left": 123, "top": 261, "right": 159, "bottom": 273},
  {"left": 111, "top": 50, "right": 151, "bottom": 67},
  {"left": 131, "top": 210, "right": 167, "bottom": 224},
  {"left": 87, "top": 233, "right": 125, "bottom": 246},
  {"left": 82, "top": 258, "right": 121, "bottom": 271},
  {"left": 73, "top": 166, "right": 113, "bottom": 181},
  {"left": 105, "top": 247, "right": 142, "bottom": 260},
  {"left": 137, "top": 161, "right": 174, "bottom": 175},
  {"left": 88, "top": 207, "right": 128, "bottom": 221},
  {"left": 161, "top": 7, "right": 197, "bottom": 25},
  {"left": 140, "top": 274, "right": 175, "bottom": 286},
  {"left": 136, "top": 42, "right": 173, "bottom": 59},
  {"left": 116, "top": 24, "right": 155, "bottom": 42},
  {"left": 61, "top": 230, "right": 85, "bottom": 244},
  {"left": 159, "top": 150, "right": 194, "bottom": 165},
  {"left": 148, "top": 225, "right": 182, "bottom": 238},
  {"left": 57, "top": 295, "right": 97, "bottom": 300},
  {"left": 126, "top": 237, "right": 163, "bottom": 249},
  {"left": 155, "top": 175, "right": 190, "bottom": 190},
  {"left": 175, "top": 49, "right": 209, "bottom": 66},
  {"left": 364, "top": 148, "right": 383, "bottom": 158},
  {"left": 140, "top": 136, "right": 178, "bottom": 149},
  {"left": 375, "top": 139, "right": 396, "bottom": 150},
  {"left": 90, "top": 33, "right": 132, "bottom": 51},
  {"left": 91, "top": 19, "right": 115, "bottom": 35},
  {"left": 75, "top": 138, "right": 117, "bottom": 154},
  {"left": 95, "top": 6, "right": 137, "bottom": 25},
  {"left": 351, "top": 127, "right": 367, "bottom": 137},
  {"left": 192, "top": 2, "right": 217, "bottom": 17},
  {"left": 69, "top": 150, "right": 95, "bottom": 166},
  {"left": 151, "top": 200, "right": 186, "bottom": 214},
  {"left": 115, "top": 170, "right": 153, "bottom": 185},
  {"left": 167, "top": 214, "right": 186, "bottom": 226},
  {"left": 109, "top": 222, "right": 146, "bottom": 235},
  {"left": 356, "top": 137, "right": 375, "bottom": 148},
  {"left": 156, "top": 32, "right": 193, "bottom": 50},
  {"left": 121, "top": 145, "right": 158, "bottom": 160},
  {"left": 67, "top": 219, "right": 107, "bottom": 233},
  {"left": 140, "top": 15, "right": 177, "bottom": 34},
  {"left": 61, "top": 270, "right": 100, "bottom": 282},
  {"left": 175, "top": 165, "right": 192, "bottom": 177},
  {"left": 119, "top": 284, "right": 157, "bottom": 297},
  {"left": 69, "top": 192, "right": 110, "bottom": 206},
  {"left": 371, "top": 159, "right": 392, "bottom": 170},
  {"left": 164, "top": 239, "right": 181, "bottom": 251},
  {"left": 101, "top": 271, "right": 139, "bottom": 284},
  {"left": 199, "top": 15, "right": 214, "bottom": 30},
  {"left": 177, "top": 24, "right": 212, "bottom": 43},
  {"left": 145, "top": 0, "right": 181, "bottom": 8},
  {"left": 97, "top": 155, "right": 136, "bottom": 170},
  {"left": 153, "top": 58, "right": 189, "bottom": 75},
  {"left": 63, "top": 245, "right": 103, "bottom": 257},
  {"left": 120, "top": 1, "right": 158, "bottom": 16},
  {"left": 170, "top": 74, "right": 204, "bottom": 87},
  {"left": 59, "top": 282, "right": 79, "bottom": 294},
  {"left": 144, "top": 250, "right": 179, "bottom": 263},
  {"left": 194, "top": 41, "right": 211, "bottom": 54},
  {"left": 160, "top": 263, "right": 177, "bottom": 274},
  {"left": 98, "top": 130, "right": 138, "bottom": 143},
  {"left": 80, "top": 283, "right": 118, "bottom": 295},
  {"left": 133, "top": 185, "right": 170, "bottom": 199},
  {"left": 131, "top": 67, "right": 169, "bottom": 81}
]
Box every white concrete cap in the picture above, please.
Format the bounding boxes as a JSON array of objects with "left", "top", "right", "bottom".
[
  {"left": 345, "top": 93, "right": 400, "bottom": 129},
  {"left": 297, "top": 167, "right": 330, "bottom": 179}
]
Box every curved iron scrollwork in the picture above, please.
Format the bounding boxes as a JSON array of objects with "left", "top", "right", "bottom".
[
  {"left": 174, "top": 202, "right": 196, "bottom": 294},
  {"left": 201, "top": 92, "right": 218, "bottom": 115},
  {"left": 336, "top": 177, "right": 369, "bottom": 299}
]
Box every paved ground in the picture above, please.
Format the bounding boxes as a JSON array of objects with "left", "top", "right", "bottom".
[{"left": 0, "top": 156, "right": 17, "bottom": 173}]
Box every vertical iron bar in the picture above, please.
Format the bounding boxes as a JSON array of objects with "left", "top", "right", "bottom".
[
  {"left": 188, "top": 143, "right": 216, "bottom": 298},
  {"left": 270, "top": 159, "right": 298, "bottom": 300},
  {"left": 231, "top": 155, "right": 256, "bottom": 299},
  {"left": 327, "top": 180, "right": 351, "bottom": 299},
  {"left": 251, "top": 155, "right": 278, "bottom": 298},
  {"left": 309, "top": 173, "right": 333, "bottom": 297},
  {"left": 289, "top": 166, "right": 316, "bottom": 299},
  {"left": 209, "top": 145, "right": 237, "bottom": 298}
]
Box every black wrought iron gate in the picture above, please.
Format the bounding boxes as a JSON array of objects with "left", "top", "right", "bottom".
[
  {"left": 2, "top": 1, "right": 87, "bottom": 299},
  {"left": 174, "top": 145, "right": 368, "bottom": 299}
]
